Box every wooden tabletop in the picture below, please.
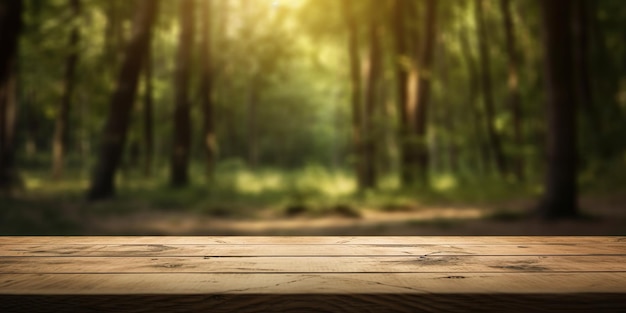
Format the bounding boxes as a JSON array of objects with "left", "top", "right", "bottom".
[{"left": 1, "top": 236, "right": 626, "bottom": 312}]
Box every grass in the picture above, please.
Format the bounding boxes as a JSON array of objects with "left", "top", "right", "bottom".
[{"left": 2, "top": 159, "right": 625, "bottom": 235}]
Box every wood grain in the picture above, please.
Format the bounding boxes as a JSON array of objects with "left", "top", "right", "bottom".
[
  {"left": 1, "top": 236, "right": 625, "bottom": 312},
  {"left": 2, "top": 236, "right": 625, "bottom": 245},
  {"left": 1, "top": 255, "right": 625, "bottom": 273},
  {"left": 2, "top": 243, "right": 624, "bottom": 257},
  {"left": 2, "top": 294, "right": 625, "bottom": 313},
  {"left": 2, "top": 273, "right": 626, "bottom": 294}
]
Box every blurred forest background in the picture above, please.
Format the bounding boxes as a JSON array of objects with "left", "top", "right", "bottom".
[{"left": 0, "top": 0, "right": 625, "bottom": 235}]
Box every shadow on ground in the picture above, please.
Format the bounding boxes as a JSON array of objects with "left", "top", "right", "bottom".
[{"left": 1, "top": 193, "right": 625, "bottom": 236}]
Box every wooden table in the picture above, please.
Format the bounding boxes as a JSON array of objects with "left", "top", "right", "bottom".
[{"left": 1, "top": 236, "right": 626, "bottom": 312}]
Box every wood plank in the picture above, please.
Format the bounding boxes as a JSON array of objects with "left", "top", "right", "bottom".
[
  {"left": 1, "top": 236, "right": 625, "bottom": 312},
  {"left": 4, "top": 272, "right": 626, "bottom": 312},
  {"left": 2, "top": 243, "right": 625, "bottom": 257},
  {"left": 2, "top": 293, "right": 625, "bottom": 313},
  {"left": 2, "top": 273, "right": 626, "bottom": 294},
  {"left": 1, "top": 236, "right": 624, "bottom": 245},
  {"left": 1, "top": 255, "right": 625, "bottom": 273}
]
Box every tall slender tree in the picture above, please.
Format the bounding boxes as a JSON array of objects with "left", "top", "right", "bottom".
[
  {"left": 200, "top": 0, "right": 217, "bottom": 178},
  {"left": 87, "top": 0, "right": 159, "bottom": 200},
  {"left": 538, "top": 0, "right": 578, "bottom": 218},
  {"left": 392, "top": 0, "right": 414, "bottom": 186},
  {"left": 460, "top": 29, "right": 490, "bottom": 177},
  {"left": 246, "top": 73, "right": 259, "bottom": 169},
  {"left": 500, "top": 0, "right": 524, "bottom": 181},
  {"left": 362, "top": 1, "right": 382, "bottom": 189},
  {"left": 142, "top": 33, "right": 154, "bottom": 178},
  {"left": 572, "top": 0, "right": 596, "bottom": 126},
  {"left": 0, "top": 0, "right": 23, "bottom": 191},
  {"left": 170, "top": 0, "right": 195, "bottom": 187},
  {"left": 342, "top": 0, "right": 365, "bottom": 190},
  {"left": 475, "top": 0, "right": 507, "bottom": 177},
  {"left": 412, "top": 0, "right": 438, "bottom": 187},
  {"left": 52, "top": 0, "right": 81, "bottom": 180}
]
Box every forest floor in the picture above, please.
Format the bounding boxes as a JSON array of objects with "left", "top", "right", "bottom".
[
  {"left": 72, "top": 193, "right": 626, "bottom": 236},
  {"left": 2, "top": 166, "right": 626, "bottom": 236},
  {"left": 2, "top": 191, "right": 625, "bottom": 236}
]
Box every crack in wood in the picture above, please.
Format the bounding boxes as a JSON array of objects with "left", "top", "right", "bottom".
[
  {"left": 389, "top": 256, "right": 462, "bottom": 266},
  {"left": 487, "top": 258, "right": 549, "bottom": 272},
  {"left": 330, "top": 276, "right": 430, "bottom": 293},
  {"left": 491, "top": 265, "right": 548, "bottom": 271},
  {"left": 424, "top": 251, "right": 474, "bottom": 256},
  {"left": 220, "top": 275, "right": 317, "bottom": 293},
  {"left": 335, "top": 239, "right": 354, "bottom": 244},
  {"left": 437, "top": 276, "right": 466, "bottom": 279},
  {"left": 157, "top": 263, "right": 184, "bottom": 269}
]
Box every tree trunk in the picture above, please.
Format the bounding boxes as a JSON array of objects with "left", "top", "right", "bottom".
[
  {"left": 200, "top": 0, "right": 216, "bottom": 178},
  {"left": 412, "top": 0, "right": 438, "bottom": 187},
  {"left": 460, "top": 28, "right": 490, "bottom": 177},
  {"left": 170, "top": 0, "right": 194, "bottom": 187},
  {"left": 0, "top": 0, "right": 23, "bottom": 191},
  {"left": 362, "top": 3, "right": 381, "bottom": 190},
  {"left": 87, "top": 0, "right": 159, "bottom": 200},
  {"left": 572, "top": 0, "right": 592, "bottom": 111},
  {"left": 392, "top": 0, "right": 415, "bottom": 186},
  {"left": 538, "top": 0, "right": 578, "bottom": 218},
  {"left": 436, "top": 42, "right": 458, "bottom": 174},
  {"left": 246, "top": 75, "right": 259, "bottom": 169},
  {"left": 142, "top": 40, "right": 153, "bottom": 178},
  {"left": 572, "top": 0, "right": 596, "bottom": 128},
  {"left": 342, "top": 0, "right": 365, "bottom": 190},
  {"left": 24, "top": 90, "right": 39, "bottom": 159},
  {"left": 475, "top": 0, "right": 508, "bottom": 177},
  {"left": 214, "top": 0, "right": 234, "bottom": 160},
  {"left": 500, "top": 0, "right": 524, "bottom": 181},
  {"left": 52, "top": 0, "right": 81, "bottom": 180}
]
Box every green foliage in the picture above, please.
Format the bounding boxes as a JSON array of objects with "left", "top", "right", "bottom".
[{"left": 5, "top": 0, "right": 626, "bottom": 226}]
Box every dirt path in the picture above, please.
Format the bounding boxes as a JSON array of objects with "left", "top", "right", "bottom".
[{"left": 84, "top": 195, "right": 626, "bottom": 236}]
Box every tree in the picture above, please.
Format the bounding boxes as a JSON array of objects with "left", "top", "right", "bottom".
[
  {"left": 87, "top": 0, "right": 159, "bottom": 200},
  {"left": 412, "top": 0, "right": 438, "bottom": 186},
  {"left": 341, "top": 0, "right": 365, "bottom": 190},
  {"left": 52, "top": 0, "right": 81, "bottom": 180},
  {"left": 391, "top": 0, "right": 437, "bottom": 187},
  {"left": 361, "top": 1, "right": 382, "bottom": 189},
  {"left": 475, "top": 0, "right": 507, "bottom": 178},
  {"left": 572, "top": 0, "right": 593, "bottom": 118},
  {"left": 459, "top": 28, "right": 491, "bottom": 177},
  {"left": 246, "top": 74, "right": 260, "bottom": 169},
  {"left": 0, "top": 0, "right": 23, "bottom": 191},
  {"left": 391, "top": 0, "right": 415, "bottom": 186},
  {"left": 537, "top": 0, "right": 578, "bottom": 218},
  {"left": 142, "top": 40, "right": 154, "bottom": 178},
  {"left": 500, "top": 0, "right": 524, "bottom": 181},
  {"left": 539, "top": 0, "right": 578, "bottom": 218},
  {"left": 199, "top": 0, "right": 217, "bottom": 178},
  {"left": 170, "top": 0, "right": 194, "bottom": 187}
]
